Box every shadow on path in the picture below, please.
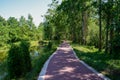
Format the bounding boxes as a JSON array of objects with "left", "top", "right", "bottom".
[{"left": 38, "top": 42, "right": 106, "bottom": 80}]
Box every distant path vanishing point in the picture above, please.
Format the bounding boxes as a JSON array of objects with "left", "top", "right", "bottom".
[{"left": 38, "top": 42, "right": 110, "bottom": 80}]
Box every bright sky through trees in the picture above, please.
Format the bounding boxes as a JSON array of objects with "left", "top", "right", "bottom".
[{"left": 0, "top": 0, "right": 56, "bottom": 26}]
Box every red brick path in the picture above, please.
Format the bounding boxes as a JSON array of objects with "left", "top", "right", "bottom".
[{"left": 38, "top": 42, "right": 106, "bottom": 80}]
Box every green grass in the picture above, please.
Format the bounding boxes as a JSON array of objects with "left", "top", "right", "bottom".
[{"left": 72, "top": 44, "right": 120, "bottom": 80}]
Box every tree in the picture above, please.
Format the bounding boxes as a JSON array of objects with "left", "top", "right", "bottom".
[
  {"left": 0, "top": 16, "right": 7, "bottom": 26},
  {"left": 0, "top": 16, "right": 9, "bottom": 46},
  {"left": 7, "top": 17, "right": 19, "bottom": 28},
  {"left": 19, "top": 16, "right": 27, "bottom": 27},
  {"left": 98, "top": 0, "right": 102, "bottom": 51},
  {"left": 27, "top": 14, "right": 36, "bottom": 29},
  {"left": 43, "top": 0, "right": 59, "bottom": 40}
]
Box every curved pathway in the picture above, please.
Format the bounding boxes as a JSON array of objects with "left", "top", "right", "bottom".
[{"left": 38, "top": 42, "right": 110, "bottom": 80}]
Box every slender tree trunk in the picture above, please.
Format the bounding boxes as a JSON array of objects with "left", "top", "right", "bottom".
[
  {"left": 105, "top": 17, "right": 109, "bottom": 53},
  {"left": 99, "top": 0, "right": 102, "bottom": 51},
  {"left": 83, "top": 11, "right": 88, "bottom": 45},
  {"left": 81, "top": 11, "right": 85, "bottom": 44},
  {"left": 109, "top": 0, "right": 114, "bottom": 54},
  {"left": 110, "top": 29, "right": 113, "bottom": 54}
]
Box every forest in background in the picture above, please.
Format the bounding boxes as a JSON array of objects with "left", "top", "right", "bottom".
[
  {"left": 0, "top": 0, "right": 120, "bottom": 80},
  {"left": 43, "top": 0, "right": 120, "bottom": 57},
  {"left": 43, "top": 0, "right": 120, "bottom": 79},
  {"left": 0, "top": 14, "right": 43, "bottom": 46}
]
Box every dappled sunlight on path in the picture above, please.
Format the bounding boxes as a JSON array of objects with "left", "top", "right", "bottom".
[{"left": 38, "top": 42, "right": 108, "bottom": 80}]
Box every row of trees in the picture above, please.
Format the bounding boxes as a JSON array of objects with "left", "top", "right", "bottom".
[
  {"left": 43, "top": 0, "right": 100, "bottom": 44},
  {"left": 97, "top": 0, "right": 120, "bottom": 56},
  {"left": 43, "top": 0, "right": 120, "bottom": 57},
  {"left": 0, "top": 14, "right": 43, "bottom": 46}
]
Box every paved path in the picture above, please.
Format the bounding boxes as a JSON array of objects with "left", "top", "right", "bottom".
[{"left": 38, "top": 42, "right": 109, "bottom": 80}]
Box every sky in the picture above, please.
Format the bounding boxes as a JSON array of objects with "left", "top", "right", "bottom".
[{"left": 0, "top": 0, "right": 61, "bottom": 26}]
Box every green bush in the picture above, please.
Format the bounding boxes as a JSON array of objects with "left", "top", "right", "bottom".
[
  {"left": 7, "top": 44, "right": 23, "bottom": 78},
  {"left": 20, "top": 41, "right": 31, "bottom": 72},
  {"left": 7, "top": 41, "right": 31, "bottom": 79},
  {"left": 47, "top": 41, "right": 53, "bottom": 49},
  {"left": 112, "top": 35, "right": 120, "bottom": 58}
]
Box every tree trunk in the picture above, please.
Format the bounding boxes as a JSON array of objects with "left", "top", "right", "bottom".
[
  {"left": 83, "top": 11, "right": 88, "bottom": 45},
  {"left": 99, "top": 0, "right": 102, "bottom": 51},
  {"left": 109, "top": 0, "right": 114, "bottom": 54},
  {"left": 105, "top": 17, "right": 109, "bottom": 53},
  {"left": 110, "top": 28, "right": 114, "bottom": 54}
]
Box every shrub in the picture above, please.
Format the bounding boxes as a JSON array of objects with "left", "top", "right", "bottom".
[
  {"left": 47, "top": 41, "right": 53, "bottom": 49},
  {"left": 20, "top": 41, "right": 31, "bottom": 72},
  {"left": 7, "top": 41, "right": 31, "bottom": 79},
  {"left": 7, "top": 44, "right": 23, "bottom": 78},
  {"left": 112, "top": 35, "right": 120, "bottom": 58}
]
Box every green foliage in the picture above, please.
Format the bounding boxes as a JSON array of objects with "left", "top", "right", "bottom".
[
  {"left": 47, "top": 41, "right": 53, "bottom": 49},
  {"left": 112, "top": 35, "right": 120, "bottom": 58},
  {"left": 1, "top": 0, "right": 120, "bottom": 79},
  {"left": 0, "top": 26, "right": 9, "bottom": 46},
  {"left": 24, "top": 41, "right": 58, "bottom": 80},
  {"left": 0, "top": 14, "right": 43, "bottom": 45},
  {"left": 7, "top": 17, "right": 19, "bottom": 28},
  {"left": 25, "top": 51, "right": 52, "bottom": 80},
  {"left": 20, "top": 41, "right": 31, "bottom": 72},
  {"left": 43, "top": 22, "right": 53, "bottom": 40},
  {"left": 87, "top": 19, "right": 99, "bottom": 47},
  {"left": 7, "top": 41, "right": 31, "bottom": 79},
  {"left": 7, "top": 44, "right": 23, "bottom": 78},
  {"left": 43, "top": 0, "right": 120, "bottom": 57}
]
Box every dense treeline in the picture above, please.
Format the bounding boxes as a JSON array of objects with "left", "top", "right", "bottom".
[
  {"left": 43, "top": 0, "right": 120, "bottom": 58},
  {"left": 0, "top": 14, "right": 43, "bottom": 46}
]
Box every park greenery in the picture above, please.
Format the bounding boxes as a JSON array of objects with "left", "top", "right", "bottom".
[{"left": 0, "top": 0, "right": 120, "bottom": 80}]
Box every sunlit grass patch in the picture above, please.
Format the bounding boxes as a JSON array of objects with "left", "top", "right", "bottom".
[
  {"left": 72, "top": 44, "right": 98, "bottom": 53},
  {"left": 72, "top": 44, "right": 120, "bottom": 80}
]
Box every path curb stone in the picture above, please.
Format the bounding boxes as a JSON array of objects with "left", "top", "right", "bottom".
[{"left": 37, "top": 51, "right": 57, "bottom": 80}]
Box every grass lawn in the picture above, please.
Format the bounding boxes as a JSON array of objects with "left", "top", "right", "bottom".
[{"left": 72, "top": 44, "right": 120, "bottom": 80}]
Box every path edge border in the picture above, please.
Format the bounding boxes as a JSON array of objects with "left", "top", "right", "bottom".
[
  {"left": 71, "top": 47, "right": 111, "bottom": 80},
  {"left": 37, "top": 48, "right": 58, "bottom": 80}
]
